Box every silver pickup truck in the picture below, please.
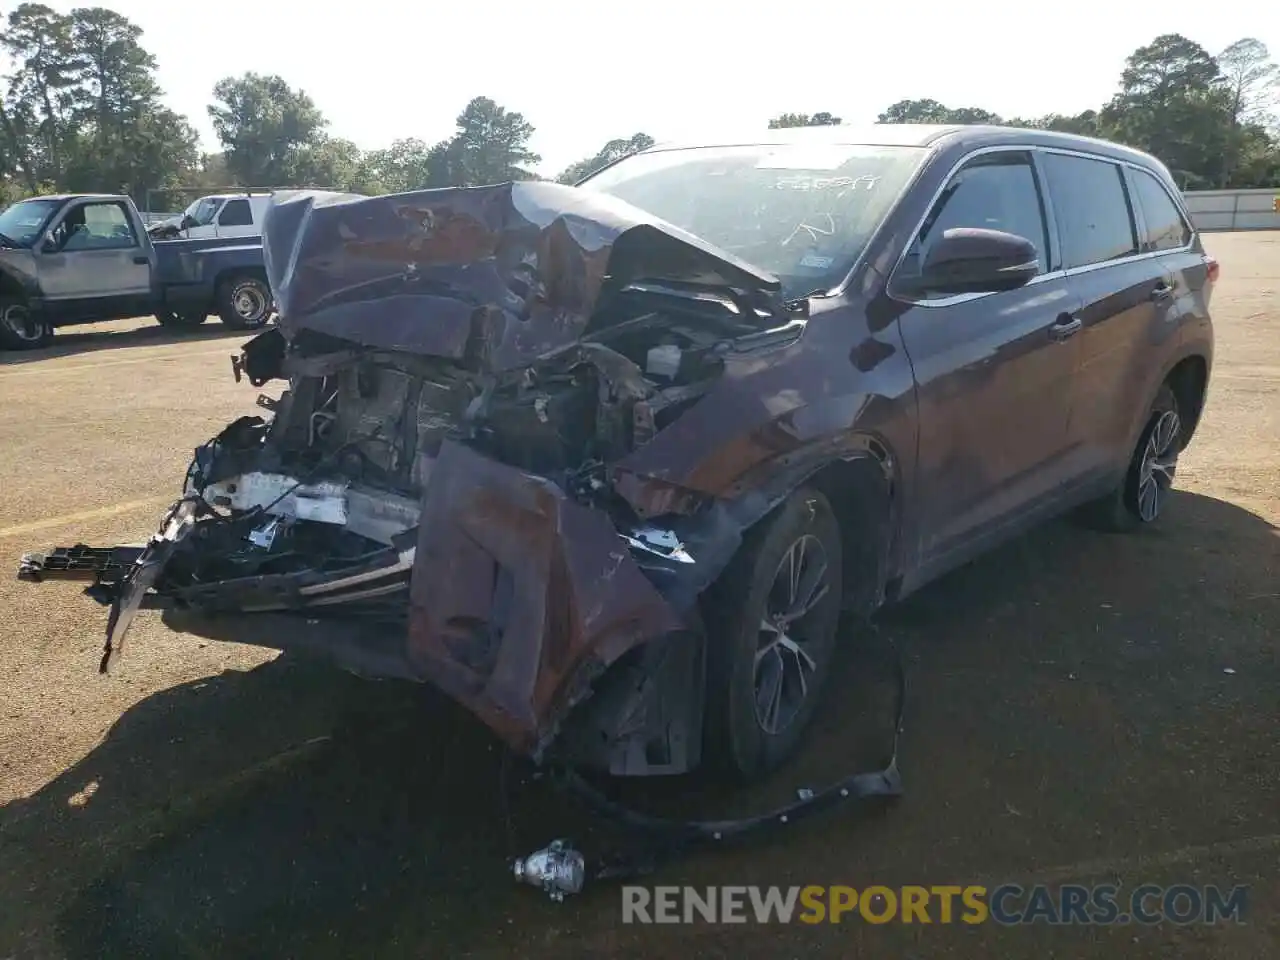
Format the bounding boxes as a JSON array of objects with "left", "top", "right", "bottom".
[{"left": 0, "top": 192, "right": 273, "bottom": 350}]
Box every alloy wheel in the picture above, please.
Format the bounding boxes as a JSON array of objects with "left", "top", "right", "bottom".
[
  {"left": 1136, "top": 409, "right": 1181, "bottom": 522},
  {"left": 753, "top": 533, "right": 832, "bottom": 735}
]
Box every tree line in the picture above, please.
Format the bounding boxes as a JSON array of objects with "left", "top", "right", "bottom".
[
  {"left": 2, "top": 4, "right": 1276, "bottom": 210},
  {"left": 782, "top": 35, "right": 1279, "bottom": 190}
]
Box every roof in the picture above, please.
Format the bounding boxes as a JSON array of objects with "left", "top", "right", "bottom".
[
  {"left": 648, "top": 123, "right": 965, "bottom": 152},
  {"left": 21, "top": 193, "right": 129, "bottom": 203},
  {"left": 644, "top": 123, "right": 1163, "bottom": 169}
]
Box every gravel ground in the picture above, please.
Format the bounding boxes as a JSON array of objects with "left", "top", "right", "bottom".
[{"left": 1, "top": 233, "right": 1277, "bottom": 959}]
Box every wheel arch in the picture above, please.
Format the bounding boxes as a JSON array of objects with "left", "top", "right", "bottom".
[
  {"left": 1121, "top": 348, "right": 1211, "bottom": 462},
  {"left": 803, "top": 454, "right": 897, "bottom": 616},
  {"left": 696, "top": 432, "right": 901, "bottom": 618},
  {"left": 213, "top": 264, "right": 269, "bottom": 292},
  {"left": 1163, "top": 352, "right": 1209, "bottom": 449}
]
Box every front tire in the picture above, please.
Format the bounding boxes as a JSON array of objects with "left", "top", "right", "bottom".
[
  {"left": 1079, "top": 384, "right": 1182, "bottom": 532},
  {"left": 0, "top": 297, "right": 53, "bottom": 350},
  {"left": 702, "top": 488, "right": 844, "bottom": 782},
  {"left": 216, "top": 275, "right": 273, "bottom": 330}
]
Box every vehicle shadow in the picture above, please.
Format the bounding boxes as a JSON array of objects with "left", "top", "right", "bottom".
[
  {"left": 0, "top": 491, "right": 1274, "bottom": 960},
  {"left": 0, "top": 320, "right": 255, "bottom": 367}
]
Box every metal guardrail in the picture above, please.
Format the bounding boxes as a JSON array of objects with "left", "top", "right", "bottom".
[{"left": 1182, "top": 189, "right": 1280, "bottom": 232}]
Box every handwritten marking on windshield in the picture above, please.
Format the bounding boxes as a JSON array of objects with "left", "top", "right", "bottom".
[
  {"left": 783, "top": 213, "right": 836, "bottom": 247},
  {"left": 772, "top": 175, "right": 881, "bottom": 192}
]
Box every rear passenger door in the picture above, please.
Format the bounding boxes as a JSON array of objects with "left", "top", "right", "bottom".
[
  {"left": 1041, "top": 151, "right": 1181, "bottom": 487},
  {"left": 895, "top": 149, "right": 1084, "bottom": 570}
]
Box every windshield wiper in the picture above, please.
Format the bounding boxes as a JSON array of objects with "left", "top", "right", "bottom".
[
  {"left": 783, "top": 287, "right": 829, "bottom": 312},
  {"left": 0, "top": 232, "right": 16, "bottom": 248}
]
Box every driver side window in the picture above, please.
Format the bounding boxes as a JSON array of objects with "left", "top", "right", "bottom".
[
  {"left": 45, "top": 207, "right": 84, "bottom": 252},
  {"left": 898, "top": 152, "right": 1049, "bottom": 298},
  {"left": 47, "top": 202, "right": 137, "bottom": 252}
]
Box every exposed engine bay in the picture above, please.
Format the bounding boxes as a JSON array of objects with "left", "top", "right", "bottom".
[
  {"left": 226, "top": 280, "right": 763, "bottom": 511},
  {"left": 174, "top": 283, "right": 774, "bottom": 610}
]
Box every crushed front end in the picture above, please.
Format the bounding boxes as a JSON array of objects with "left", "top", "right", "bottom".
[{"left": 17, "top": 181, "right": 809, "bottom": 775}]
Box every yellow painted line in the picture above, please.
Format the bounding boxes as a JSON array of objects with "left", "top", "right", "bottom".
[
  {"left": 0, "top": 345, "right": 237, "bottom": 379},
  {"left": 0, "top": 495, "right": 171, "bottom": 540}
]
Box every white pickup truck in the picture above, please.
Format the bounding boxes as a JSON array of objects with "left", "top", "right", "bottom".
[{"left": 148, "top": 192, "right": 274, "bottom": 241}]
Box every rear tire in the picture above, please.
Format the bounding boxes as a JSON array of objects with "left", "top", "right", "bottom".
[
  {"left": 1078, "top": 384, "right": 1182, "bottom": 532},
  {"left": 0, "top": 297, "right": 53, "bottom": 350},
  {"left": 216, "top": 275, "right": 272, "bottom": 330},
  {"left": 702, "top": 488, "right": 844, "bottom": 782}
]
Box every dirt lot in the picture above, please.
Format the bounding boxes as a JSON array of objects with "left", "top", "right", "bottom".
[{"left": 1, "top": 234, "right": 1277, "bottom": 959}]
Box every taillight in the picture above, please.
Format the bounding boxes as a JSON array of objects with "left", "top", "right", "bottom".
[{"left": 1206, "top": 257, "right": 1220, "bottom": 283}]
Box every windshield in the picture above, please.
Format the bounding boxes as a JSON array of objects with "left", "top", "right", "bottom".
[
  {"left": 578, "top": 143, "right": 927, "bottom": 296},
  {"left": 185, "top": 197, "right": 225, "bottom": 226},
  {"left": 0, "top": 198, "right": 62, "bottom": 248}
]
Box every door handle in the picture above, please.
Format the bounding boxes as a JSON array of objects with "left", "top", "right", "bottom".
[
  {"left": 133, "top": 255, "right": 149, "bottom": 265},
  {"left": 1049, "top": 314, "right": 1082, "bottom": 342},
  {"left": 1149, "top": 282, "right": 1174, "bottom": 301}
]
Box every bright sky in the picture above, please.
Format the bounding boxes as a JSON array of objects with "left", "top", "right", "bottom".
[{"left": 17, "top": 0, "right": 1280, "bottom": 177}]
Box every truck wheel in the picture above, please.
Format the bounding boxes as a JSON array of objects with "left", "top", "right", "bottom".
[
  {"left": 216, "top": 275, "right": 273, "bottom": 330},
  {"left": 1078, "top": 384, "right": 1182, "bottom": 532},
  {"left": 157, "top": 309, "right": 208, "bottom": 329},
  {"left": 702, "top": 487, "right": 844, "bottom": 782},
  {"left": 0, "top": 297, "right": 53, "bottom": 350}
]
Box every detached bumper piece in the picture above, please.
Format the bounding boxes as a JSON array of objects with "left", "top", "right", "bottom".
[
  {"left": 17, "top": 545, "right": 145, "bottom": 584},
  {"left": 17, "top": 498, "right": 204, "bottom": 673}
]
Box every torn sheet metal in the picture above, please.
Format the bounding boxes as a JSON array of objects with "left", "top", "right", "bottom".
[
  {"left": 405, "top": 438, "right": 686, "bottom": 755},
  {"left": 99, "top": 497, "right": 203, "bottom": 673},
  {"left": 261, "top": 182, "right": 782, "bottom": 371}
]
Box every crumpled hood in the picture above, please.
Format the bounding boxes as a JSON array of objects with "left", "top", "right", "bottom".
[
  {"left": 148, "top": 216, "right": 183, "bottom": 233},
  {"left": 261, "top": 181, "right": 781, "bottom": 371}
]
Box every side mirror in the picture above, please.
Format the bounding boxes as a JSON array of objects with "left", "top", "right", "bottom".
[
  {"left": 908, "top": 228, "right": 1039, "bottom": 296},
  {"left": 181, "top": 214, "right": 197, "bottom": 230},
  {"left": 41, "top": 235, "right": 59, "bottom": 254}
]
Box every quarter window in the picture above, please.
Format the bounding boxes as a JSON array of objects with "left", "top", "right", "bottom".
[
  {"left": 1041, "top": 153, "right": 1138, "bottom": 268},
  {"left": 1130, "top": 168, "right": 1191, "bottom": 252},
  {"left": 899, "top": 151, "right": 1048, "bottom": 298}
]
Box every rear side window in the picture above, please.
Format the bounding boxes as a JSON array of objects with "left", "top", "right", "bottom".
[
  {"left": 899, "top": 151, "right": 1048, "bottom": 297},
  {"left": 218, "top": 199, "right": 253, "bottom": 226},
  {"left": 1130, "top": 168, "right": 1191, "bottom": 251},
  {"left": 1041, "top": 153, "right": 1137, "bottom": 268}
]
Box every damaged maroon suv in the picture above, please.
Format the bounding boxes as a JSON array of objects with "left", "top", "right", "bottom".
[{"left": 20, "top": 124, "right": 1216, "bottom": 782}]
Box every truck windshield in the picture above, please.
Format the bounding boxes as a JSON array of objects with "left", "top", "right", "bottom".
[
  {"left": 185, "top": 197, "right": 225, "bottom": 226},
  {"left": 0, "top": 198, "right": 62, "bottom": 248},
  {"left": 578, "top": 142, "right": 927, "bottom": 297}
]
